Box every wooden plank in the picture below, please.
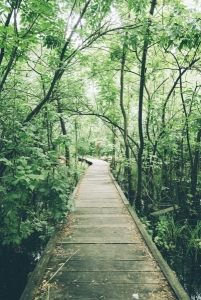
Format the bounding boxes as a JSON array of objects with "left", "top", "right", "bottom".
[
  {"left": 73, "top": 224, "right": 134, "bottom": 228},
  {"left": 53, "top": 244, "right": 147, "bottom": 260},
  {"left": 80, "top": 189, "right": 116, "bottom": 192},
  {"left": 75, "top": 202, "right": 123, "bottom": 208},
  {"left": 45, "top": 296, "right": 171, "bottom": 300},
  {"left": 74, "top": 207, "right": 127, "bottom": 214},
  {"left": 61, "top": 227, "right": 140, "bottom": 244},
  {"left": 47, "top": 259, "right": 157, "bottom": 272},
  {"left": 83, "top": 173, "right": 109, "bottom": 175},
  {"left": 74, "top": 214, "right": 134, "bottom": 228},
  {"left": 83, "top": 177, "right": 109, "bottom": 179},
  {"left": 76, "top": 197, "right": 119, "bottom": 200},
  {"left": 75, "top": 198, "right": 119, "bottom": 202},
  {"left": 80, "top": 183, "right": 112, "bottom": 186},
  {"left": 72, "top": 215, "right": 134, "bottom": 227},
  {"left": 82, "top": 178, "right": 111, "bottom": 181},
  {"left": 80, "top": 183, "right": 111, "bottom": 186},
  {"left": 77, "top": 194, "right": 119, "bottom": 199},
  {"left": 61, "top": 237, "right": 140, "bottom": 244},
  {"left": 46, "top": 294, "right": 170, "bottom": 300},
  {"left": 79, "top": 190, "right": 117, "bottom": 194},
  {"left": 72, "top": 214, "right": 130, "bottom": 218},
  {"left": 72, "top": 213, "right": 131, "bottom": 218},
  {"left": 52, "top": 271, "right": 161, "bottom": 284},
  {"left": 81, "top": 181, "right": 112, "bottom": 184},
  {"left": 78, "top": 191, "right": 118, "bottom": 194},
  {"left": 43, "top": 283, "right": 167, "bottom": 300}
]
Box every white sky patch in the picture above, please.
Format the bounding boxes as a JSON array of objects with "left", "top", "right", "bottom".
[
  {"left": 183, "top": 0, "right": 201, "bottom": 10},
  {"left": 107, "top": 6, "right": 122, "bottom": 27}
]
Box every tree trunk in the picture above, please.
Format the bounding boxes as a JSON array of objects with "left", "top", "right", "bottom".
[
  {"left": 57, "top": 99, "right": 70, "bottom": 166},
  {"left": 136, "top": 0, "right": 157, "bottom": 211},
  {"left": 111, "top": 127, "right": 116, "bottom": 170},
  {"left": 191, "top": 128, "right": 201, "bottom": 219},
  {"left": 120, "top": 42, "right": 135, "bottom": 205}
]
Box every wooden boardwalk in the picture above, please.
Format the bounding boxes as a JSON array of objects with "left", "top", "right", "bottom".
[{"left": 21, "top": 159, "right": 190, "bottom": 300}]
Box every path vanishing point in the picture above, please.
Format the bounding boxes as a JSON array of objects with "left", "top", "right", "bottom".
[{"left": 20, "top": 159, "right": 190, "bottom": 300}]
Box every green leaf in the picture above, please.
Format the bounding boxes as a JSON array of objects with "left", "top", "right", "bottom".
[
  {"left": 7, "top": 211, "right": 16, "bottom": 218},
  {"left": 0, "top": 158, "right": 12, "bottom": 166}
]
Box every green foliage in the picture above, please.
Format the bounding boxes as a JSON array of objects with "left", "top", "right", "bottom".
[
  {"left": 0, "top": 148, "right": 71, "bottom": 246},
  {"left": 140, "top": 216, "right": 153, "bottom": 236},
  {"left": 187, "top": 221, "right": 201, "bottom": 258},
  {"left": 86, "top": 0, "right": 113, "bottom": 26},
  {"left": 44, "top": 35, "right": 62, "bottom": 49},
  {"left": 154, "top": 215, "right": 177, "bottom": 250},
  {"left": 153, "top": 215, "right": 199, "bottom": 252},
  {"left": 127, "top": 0, "right": 148, "bottom": 13},
  {"left": 110, "top": 46, "right": 122, "bottom": 61}
]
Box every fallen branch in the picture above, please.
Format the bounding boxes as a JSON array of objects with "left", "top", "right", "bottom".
[{"left": 43, "top": 249, "right": 79, "bottom": 286}]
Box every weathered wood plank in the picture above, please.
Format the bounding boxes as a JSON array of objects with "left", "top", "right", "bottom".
[
  {"left": 42, "top": 283, "right": 169, "bottom": 300},
  {"left": 75, "top": 202, "right": 123, "bottom": 207},
  {"left": 61, "top": 237, "right": 140, "bottom": 244},
  {"left": 77, "top": 194, "right": 119, "bottom": 199},
  {"left": 80, "top": 183, "right": 112, "bottom": 186},
  {"left": 75, "top": 198, "right": 119, "bottom": 202},
  {"left": 51, "top": 270, "right": 161, "bottom": 284},
  {"left": 72, "top": 215, "right": 132, "bottom": 227},
  {"left": 74, "top": 207, "right": 127, "bottom": 214},
  {"left": 53, "top": 244, "right": 147, "bottom": 260},
  {"left": 80, "top": 189, "right": 116, "bottom": 192},
  {"left": 47, "top": 259, "right": 157, "bottom": 272},
  {"left": 73, "top": 224, "right": 133, "bottom": 228},
  {"left": 61, "top": 227, "right": 141, "bottom": 243},
  {"left": 80, "top": 183, "right": 111, "bottom": 186},
  {"left": 78, "top": 191, "right": 118, "bottom": 194},
  {"left": 72, "top": 213, "right": 131, "bottom": 218}
]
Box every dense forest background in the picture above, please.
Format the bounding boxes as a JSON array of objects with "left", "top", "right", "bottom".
[{"left": 0, "top": 0, "right": 201, "bottom": 299}]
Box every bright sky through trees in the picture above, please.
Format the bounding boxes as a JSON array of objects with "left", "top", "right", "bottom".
[{"left": 184, "top": 0, "right": 201, "bottom": 9}]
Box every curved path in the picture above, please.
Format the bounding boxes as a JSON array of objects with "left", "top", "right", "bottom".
[{"left": 22, "top": 159, "right": 190, "bottom": 300}]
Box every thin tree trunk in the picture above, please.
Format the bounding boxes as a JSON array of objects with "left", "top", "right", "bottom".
[
  {"left": 75, "top": 119, "right": 78, "bottom": 163},
  {"left": 120, "top": 43, "right": 135, "bottom": 205},
  {"left": 191, "top": 128, "right": 201, "bottom": 219},
  {"left": 136, "top": 0, "right": 157, "bottom": 211},
  {"left": 111, "top": 126, "right": 116, "bottom": 170},
  {"left": 57, "top": 99, "right": 70, "bottom": 166}
]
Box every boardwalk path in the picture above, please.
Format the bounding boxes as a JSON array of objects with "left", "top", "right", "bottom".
[{"left": 23, "top": 159, "right": 190, "bottom": 300}]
